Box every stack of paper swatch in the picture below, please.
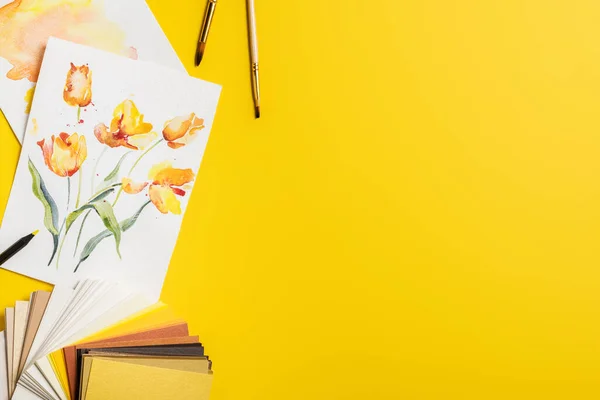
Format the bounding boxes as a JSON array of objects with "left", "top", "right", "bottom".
[
  {"left": 2, "top": 292, "right": 213, "bottom": 400},
  {"left": 2, "top": 292, "right": 51, "bottom": 399},
  {"left": 0, "top": 1, "right": 222, "bottom": 399}
]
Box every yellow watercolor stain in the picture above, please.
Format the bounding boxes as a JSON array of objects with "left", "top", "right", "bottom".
[
  {"left": 0, "top": 0, "right": 136, "bottom": 82},
  {"left": 24, "top": 85, "right": 35, "bottom": 113},
  {"left": 28, "top": 117, "right": 39, "bottom": 135}
]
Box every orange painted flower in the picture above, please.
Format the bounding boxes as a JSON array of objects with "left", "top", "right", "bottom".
[
  {"left": 63, "top": 63, "right": 92, "bottom": 107},
  {"left": 37, "top": 133, "right": 87, "bottom": 177},
  {"left": 122, "top": 162, "right": 194, "bottom": 215},
  {"left": 94, "top": 100, "right": 157, "bottom": 150},
  {"left": 162, "top": 113, "right": 205, "bottom": 149},
  {"left": 121, "top": 177, "right": 148, "bottom": 195}
]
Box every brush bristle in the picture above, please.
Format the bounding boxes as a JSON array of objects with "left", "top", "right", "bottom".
[
  {"left": 255, "top": 106, "right": 260, "bottom": 119},
  {"left": 195, "top": 42, "right": 206, "bottom": 66}
]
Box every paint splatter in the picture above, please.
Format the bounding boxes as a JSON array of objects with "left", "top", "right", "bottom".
[
  {"left": 0, "top": 0, "right": 137, "bottom": 82},
  {"left": 28, "top": 117, "right": 39, "bottom": 135},
  {"left": 23, "top": 86, "right": 35, "bottom": 113}
]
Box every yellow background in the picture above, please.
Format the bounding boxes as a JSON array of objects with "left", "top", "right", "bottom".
[{"left": 3, "top": 0, "right": 600, "bottom": 398}]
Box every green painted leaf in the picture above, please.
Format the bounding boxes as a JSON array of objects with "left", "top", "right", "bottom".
[
  {"left": 65, "top": 204, "right": 94, "bottom": 233},
  {"left": 28, "top": 159, "right": 60, "bottom": 264},
  {"left": 88, "top": 185, "right": 119, "bottom": 203},
  {"left": 95, "top": 152, "right": 131, "bottom": 192},
  {"left": 73, "top": 210, "right": 92, "bottom": 256},
  {"left": 94, "top": 200, "right": 122, "bottom": 257},
  {"left": 74, "top": 200, "right": 151, "bottom": 272},
  {"left": 65, "top": 200, "right": 122, "bottom": 258}
]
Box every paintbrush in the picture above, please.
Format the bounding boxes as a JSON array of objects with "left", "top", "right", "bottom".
[
  {"left": 195, "top": 0, "right": 218, "bottom": 66},
  {"left": 246, "top": 0, "right": 261, "bottom": 118}
]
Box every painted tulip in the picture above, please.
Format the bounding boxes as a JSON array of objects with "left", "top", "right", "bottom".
[
  {"left": 121, "top": 161, "right": 194, "bottom": 215},
  {"left": 121, "top": 177, "right": 148, "bottom": 195},
  {"left": 162, "top": 113, "right": 205, "bottom": 149},
  {"left": 94, "top": 99, "right": 157, "bottom": 150},
  {"left": 63, "top": 63, "right": 92, "bottom": 107},
  {"left": 37, "top": 133, "right": 87, "bottom": 177}
]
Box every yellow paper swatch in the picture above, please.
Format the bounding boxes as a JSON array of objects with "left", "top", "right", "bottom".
[
  {"left": 49, "top": 350, "right": 71, "bottom": 400},
  {"left": 84, "top": 358, "right": 213, "bottom": 400},
  {"left": 80, "top": 356, "right": 210, "bottom": 400}
]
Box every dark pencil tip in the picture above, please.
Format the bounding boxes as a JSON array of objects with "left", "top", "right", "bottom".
[
  {"left": 255, "top": 106, "right": 260, "bottom": 119},
  {"left": 195, "top": 42, "right": 206, "bottom": 66}
]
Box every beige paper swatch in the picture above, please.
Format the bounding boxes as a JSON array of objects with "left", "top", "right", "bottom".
[
  {"left": 12, "top": 300, "right": 30, "bottom": 390},
  {"left": 18, "top": 291, "right": 51, "bottom": 376}
]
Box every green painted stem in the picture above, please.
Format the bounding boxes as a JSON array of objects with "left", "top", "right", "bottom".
[
  {"left": 128, "top": 139, "right": 164, "bottom": 175},
  {"left": 73, "top": 210, "right": 91, "bottom": 256},
  {"left": 75, "top": 167, "right": 83, "bottom": 208},
  {"left": 112, "top": 139, "right": 164, "bottom": 206},
  {"left": 73, "top": 183, "right": 121, "bottom": 257},
  {"left": 55, "top": 230, "right": 67, "bottom": 270},
  {"left": 56, "top": 177, "right": 71, "bottom": 269},
  {"left": 67, "top": 176, "right": 71, "bottom": 212}
]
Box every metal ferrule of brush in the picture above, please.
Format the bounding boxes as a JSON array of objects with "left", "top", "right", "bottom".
[
  {"left": 252, "top": 63, "right": 260, "bottom": 104},
  {"left": 200, "top": 0, "right": 217, "bottom": 43}
]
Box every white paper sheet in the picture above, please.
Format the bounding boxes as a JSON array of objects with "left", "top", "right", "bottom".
[
  {"left": 20, "top": 279, "right": 153, "bottom": 397},
  {"left": 21, "top": 368, "right": 58, "bottom": 400},
  {"left": 13, "top": 383, "right": 46, "bottom": 400},
  {"left": 0, "top": 0, "right": 185, "bottom": 141},
  {"left": 36, "top": 353, "right": 70, "bottom": 400},
  {"left": 0, "top": 38, "right": 221, "bottom": 302}
]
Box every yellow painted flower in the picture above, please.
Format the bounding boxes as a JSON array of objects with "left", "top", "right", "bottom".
[
  {"left": 162, "top": 113, "right": 205, "bottom": 149},
  {"left": 121, "top": 177, "right": 148, "bottom": 195},
  {"left": 121, "top": 162, "right": 194, "bottom": 215},
  {"left": 94, "top": 99, "right": 157, "bottom": 150},
  {"left": 63, "top": 63, "right": 92, "bottom": 107},
  {"left": 37, "top": 133, "right": 87, "bottom": 177}
]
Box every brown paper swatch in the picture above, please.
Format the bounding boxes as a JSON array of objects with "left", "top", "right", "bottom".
[
  {"left": 18, "top": 291, "right": 50, "bottom": 377},
  {"left": 19, "top": 291, "right": 50, "bottom": 375},
  {"left": 66, "top": 327, "right": 195, "bottom": 400}
]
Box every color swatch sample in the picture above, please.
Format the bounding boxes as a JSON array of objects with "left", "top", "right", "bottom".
[{"left": 2, "top": 290, "right": 213, "bottom": 400}]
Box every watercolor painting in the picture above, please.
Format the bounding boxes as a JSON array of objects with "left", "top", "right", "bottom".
[
  {"left": 0, "top": 39, "right": 221, "bottom": 297},
  {"left": 0, "top": 0, "right": 135, "bottom": 83},
  {"left": 30, "top": 79, "right": 202, "bottom": 272},
  {"left": 0, "top": 0, "right": 184, "bottom": 142},
  {"left": 32, "top": 65, "right": 202, "bottom": 271}
]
